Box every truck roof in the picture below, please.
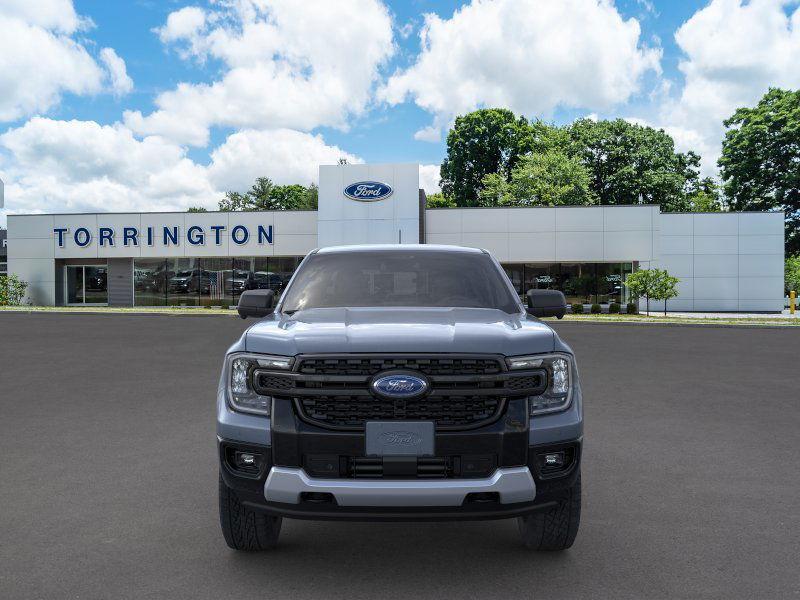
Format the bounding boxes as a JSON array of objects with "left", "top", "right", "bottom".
[{"left": 315, "top": 244, "right": 484, "bottom": 255}]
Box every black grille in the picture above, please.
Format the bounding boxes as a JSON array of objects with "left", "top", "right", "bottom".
[
  {"left": 251, "top": 354, "right": 547, "bottom": 431},
  {"left": 298, "top": 396, "right": 501, "bottom": 429},
  {"left": 296, "top": 356, "right": 502, "bottom": 377},
  {"left": 349, "top": 457, "right": 451, "bottom": 478}
]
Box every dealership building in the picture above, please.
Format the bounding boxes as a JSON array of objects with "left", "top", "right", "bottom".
[{"left": 6, "top": 162, "right": 785, "bottom": 312}]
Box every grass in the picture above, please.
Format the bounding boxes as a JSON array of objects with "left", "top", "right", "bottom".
[
  {"left": 551, "top": 313, "right": 799, "bottom": 327},
  {"left": 1, "top": 305, "right": 798, "bottom": 326}
]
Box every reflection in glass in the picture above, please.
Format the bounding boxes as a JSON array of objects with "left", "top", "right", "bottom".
[
  {"left": 166, "top": 258, "right": 201, "bottom": 306},
  {"left": 200, "top": 258, "right": 234, "bottom": 306},
  {"left": 84, "top": 266, "right": 108, "bottom": 304},
  {"left": 66, "top": 266, "right": 84, "bottom": 304},
  {"left": 134, "top": 259, "right": 167, "bottom": 306}
]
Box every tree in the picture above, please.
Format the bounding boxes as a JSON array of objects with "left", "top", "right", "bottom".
[
  {"left": 686, "top": 177, "right": 725, "bottom": 212},
  {"left": 270, "top": 184, "right": 309, "bottom": 210},
  {"left": 786, "top": 255, "right": 800, "bottom": 296},
  {"left": 653, "top": 271, "right": 680, "bottom": 316},
  {"left": 425, "top": 192, "right": 456, "bottom": 208},
  {"left": 187, "top": 206, "right": 208, "bottom": 213},
  {"left": 218, "top": 190, "right": 251, "bottom": 212},
  {"left": 567, "top": 118, "right": 700, "bottom": 212},
  {"left": 0, "top": 274, "right": 28, "bottom": 305},
  {"left": 477, "top": 173, "right": 510, "bottom": 206},
  {"left": 504, "top": 151, "right": 594, "bottom": 207},
  {"left": 304, "top": 183, "right": 319, "bottom": 210},
  {"left": 719, "top": 88, "right": 800, "bottom": 255},
  {"left": 218, "top": 178, "right": 319, "bottom": 212},
  {"left": 440, "top": 108, "right": 545, "bottom": 206},
  {"left": 624, "top": 268, "right": 661, "bottom": 316}
]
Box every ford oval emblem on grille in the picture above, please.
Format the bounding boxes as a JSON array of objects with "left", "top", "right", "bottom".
[
  {"left": 343, "top": 181, "right": 393, "bottom": 202},
  {"left": 370, "top": 372, "right": 429, "bottom": 399}
]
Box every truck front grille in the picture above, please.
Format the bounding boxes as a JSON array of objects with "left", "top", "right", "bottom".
[
  {"left": 252, "top": 354, "right": 547, "bottom": 431},
  {"left": 297, "top": 395, "right": 502, "bottom": 429}
]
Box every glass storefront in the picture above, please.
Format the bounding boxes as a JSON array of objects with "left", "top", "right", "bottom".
[
  {"left": 65, "top": 265, "right": 108, "bottom": 305},
  {"left": 502, "top": 262, "right": 634, "bottom": 305},
  {"left": 131, "top": 257, "right": 632, "bottom": 308},
  {"left": 133, "top": 256, "right": 302, "bottom": 307}
]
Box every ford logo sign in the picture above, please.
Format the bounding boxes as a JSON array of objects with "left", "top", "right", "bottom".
[
  {"left": 379, "top": 431, "right": 423, "bottom": 446},
  {"left": 343, "top": 181, "right": 393, "bottom": 202},
  {"left": 370, "top": 372, "right": 429, "bottom": 399}
]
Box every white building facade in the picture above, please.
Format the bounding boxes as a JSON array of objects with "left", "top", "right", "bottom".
[{"left": 7, "top": 163, "right": 785, "bottom": 312}]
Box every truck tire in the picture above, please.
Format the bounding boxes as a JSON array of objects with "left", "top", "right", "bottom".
[
  {"left": 517, "top": 471, "right": 581, "bottom": 551},
  {"left": 219, "top": 474, "right": 282, "bottom": 550}
]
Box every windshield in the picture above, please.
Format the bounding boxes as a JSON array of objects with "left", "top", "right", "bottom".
[{"left": 281, "top": 251, "right": 520, "bottom": 313}]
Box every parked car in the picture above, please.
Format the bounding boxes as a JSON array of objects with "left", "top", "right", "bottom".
[{"left": 217, "top": 245, "right": 581, "bottom": 551}]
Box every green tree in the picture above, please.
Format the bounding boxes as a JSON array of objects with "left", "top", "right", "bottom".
[
  {"left": 786, "top": 255, "right": 800, "bottom": 296},
  {"left": 187, "top": 206, "right": 208, "bottom": 213},
  {"left": 270, "top": 184, "right": 309, "bottom": 210},
  {"left": 218, "top": 190, "right": 251, "bottom": 212},
  {"left": 653, "top": 271, "right": 680, "bottom": 315},
  {"left": 686, "top": 177, "right": 725, "bottom": 212},
  {"left": 567, "top": 118, "right": 700, "bottom": 212},
  {"left": 719, "top": 88, "right": 800, "bottom": 255},
  {"left": 477, "top": 173, "right": 510, "bottom": 206},
  {"left": 303, "top": 183, "right": 319, "bottom": 210},
  {"left": 504, "top": 151, "right": 594, "bottom": 207},
  {"left": 425, "top": 192, "right": 456, "bottom": 208},
  {"left": 624, "top": 268, "right": 661, "bottom": 316},
  {"left": 441, "top": 108, "right": 549, "bottom": 206},
  {"left": 0, "top": 273, "right": 28, "bottom": 305}
]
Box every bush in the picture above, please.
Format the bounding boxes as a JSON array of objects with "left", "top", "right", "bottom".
[
  {"left": 0, "top": 274, "right": 28, "bottom": 306},
  {"left": 590, "top": 303, "right": 602, "bottom": 314},
  {"left": 571, "top": 303, "right": 583, "bottom": 314},
  {"left": 626, "top": 302, "right": 638, "bottom": 315},
  {"left": 609, "top": 302, "right": 621, "bottom": 314}
]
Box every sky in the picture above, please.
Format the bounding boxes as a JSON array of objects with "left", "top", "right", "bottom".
[{"left": 1, "top": 0, "right": 800, "bottom": 225}]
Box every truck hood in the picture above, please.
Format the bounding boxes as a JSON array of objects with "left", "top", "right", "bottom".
[{"left": 244, "top": 307, "right": 556, "bottom": 356}]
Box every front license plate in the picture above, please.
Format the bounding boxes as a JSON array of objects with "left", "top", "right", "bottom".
[{"left": 365, "top": 421, "right": 435, "bottom": 457}]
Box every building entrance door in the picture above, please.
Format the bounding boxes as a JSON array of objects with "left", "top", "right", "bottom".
[{"left": 65, "top": 265, "right": 108, "bottom": 305}]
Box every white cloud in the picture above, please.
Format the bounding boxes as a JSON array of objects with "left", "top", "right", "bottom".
[
  {"left": 126, "top": 0, "right": 394, "bottom": 146},
  {"left": 206, "top": 129, "right": 362, "bottom": 193},
  {"left": 656, "top": 0, "right": 800, "bottom": 174},
  {"left": 0, "top": 0, "right": 83, "bottom": 32},
  {"left": 0, "top": 1, "right": 132, "bottom": 121},
  {"left": 100, "top": 48, "right": 133, "bottom": 96},
  {"left": 156, "top": 6, "right": 206, "bottom": 44},
  {"left": 380, "top": 0, "right": 661, "bottom": 141},
  {"left": 418, "top": 164, "right": 441, "bottom": 195},
  {"left": 0, "top": 118, "right": 362, "bottom": 218}
]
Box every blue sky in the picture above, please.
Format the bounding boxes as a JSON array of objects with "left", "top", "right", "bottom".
[{"left": 1, "top": 0, "right": 799, "bottom": 222}]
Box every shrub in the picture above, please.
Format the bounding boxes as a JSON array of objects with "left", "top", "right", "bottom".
[
  {"left": 571, "top": 303, "right": 583, "bottom": 314},
  {"left": 609, "top": 302, "right": 621, "bottom": 314},
  {"left": 590, "top": 303, "right": 602, "bottom": 314},
  {"left": 626, "top": 302, "right": 638, "bottom": 315},
  {"left": 0, "top": 274, "right": 28, "bottom": 306}
]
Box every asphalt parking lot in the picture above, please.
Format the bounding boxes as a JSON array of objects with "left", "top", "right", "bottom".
[{"left": 1, "top": 313, "right": 798, "bottom": 599}]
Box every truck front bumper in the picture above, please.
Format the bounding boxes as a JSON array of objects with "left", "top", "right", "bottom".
[{"left": 264, "top": 465, "right": 536, "bottom": 507}]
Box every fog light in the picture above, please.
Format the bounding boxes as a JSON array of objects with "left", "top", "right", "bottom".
[
  {"left": 234, "top": 451, "right": 260, "bottom": 472},
  {"left": 543, "top": 452, "right": 564, "bottom": 467}
]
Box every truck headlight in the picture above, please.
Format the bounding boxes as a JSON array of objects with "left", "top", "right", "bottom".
[
  {"left": 225, "top": 353, "right": 293, "bottom": 415},
  {"left": 507, "top": 353, "right": 574, "bottom": 416}
]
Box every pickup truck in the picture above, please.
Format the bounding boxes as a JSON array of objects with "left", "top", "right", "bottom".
[{"left": 217, "top": 245, "right": 582, "bottom": 551}]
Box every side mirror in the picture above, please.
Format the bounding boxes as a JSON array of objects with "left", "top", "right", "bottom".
[
  {"left": 526, "top": 289, "right": 567, "bottom": 319},
  {"left": 237, "top": 289, "right": 275, "bottom": 319}
]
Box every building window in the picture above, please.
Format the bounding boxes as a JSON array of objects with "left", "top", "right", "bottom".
[
  {"left": 65, "top": 265, "right": 107, "bottom": 305},
  {"left": 501, "top": 262, "right": 636, "bottom": 305},
  {"left": 132, "top": 256, "right": 304, "bottom": 307}
]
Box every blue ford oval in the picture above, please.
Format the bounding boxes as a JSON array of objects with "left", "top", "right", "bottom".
[
  {"left": 371, "top": 373, "right": 428, "bottom": 399},
  {"left": 343, "top": 181, "right": 394, "bottom": 202}
]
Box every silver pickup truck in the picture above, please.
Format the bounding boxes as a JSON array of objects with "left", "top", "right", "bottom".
[{"left": 217, "top": 245, "right": 582, "bottom": 551}]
